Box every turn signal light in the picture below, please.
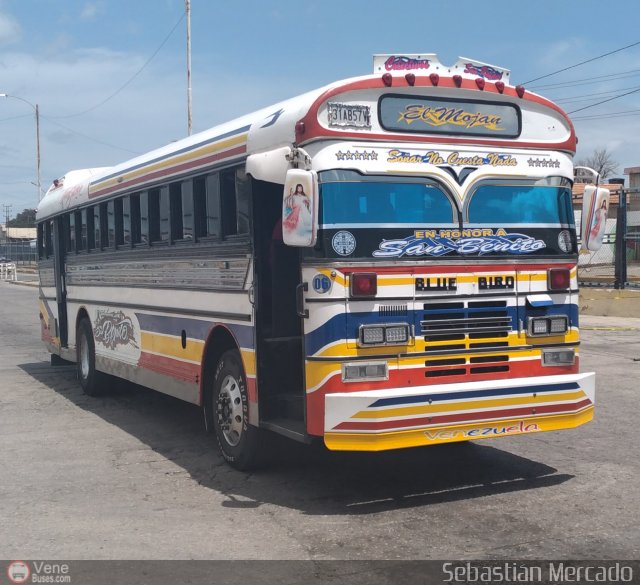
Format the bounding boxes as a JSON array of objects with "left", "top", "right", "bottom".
[
  {"left": 549, "top": 268, "right": 570, "bottom": 290},
  {"left": 351, "top": 273, "right": 377, "bottom": 297}
]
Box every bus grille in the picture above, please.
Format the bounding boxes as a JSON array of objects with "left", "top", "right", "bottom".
[{"left": 421, "top": 300, "right": 514, "bottom": 378}]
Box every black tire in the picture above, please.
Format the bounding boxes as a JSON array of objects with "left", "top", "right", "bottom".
[
  {"left": 76, "top": 317, "right": 106, "bottom": 396},
  {"left": 211, "top": 350, "right": 263, "bottom": 470}
]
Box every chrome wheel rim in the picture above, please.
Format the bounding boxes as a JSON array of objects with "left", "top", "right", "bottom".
[
  {"left": 79, "top": 333, "right": 90, "bottom": 380},
  {"left": 216, "top": 374, "right": 243, "bottom": 447}
]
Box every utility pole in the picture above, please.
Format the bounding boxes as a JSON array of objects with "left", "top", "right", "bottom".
[
  {"left": 186, "top": 0, "right": 193, "bottom": 136},
  {"left": 2, "top": 204, "right": 12, "bottom": 242}
]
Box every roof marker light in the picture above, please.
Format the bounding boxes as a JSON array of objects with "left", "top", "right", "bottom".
[
  {"left": 429, "top": 73, "right": 439, "bottom": 86},
  {"left": 453, "top": 75, "right": 462, "bottom": 87},
  {"left": 495, "top": 81, "right": 505, "bottom": 93},
  {"left": 405, "top": 73, "right": 415, "bottom": 86},
  {"left": 516, "top": 85, "right": 526, "bottom": 98},
  {"left": 475, "top": 78, "right": 485, "bottom": 90},
  {"left": 295, "top": 121, "right": 305, "bottom": 136},
  {"left": 382, "top": 73, "right": 393, "bottom": 87}
]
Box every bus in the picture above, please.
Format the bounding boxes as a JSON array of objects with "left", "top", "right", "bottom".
[{"left": 37, "top": 54, "right": 609, "bottom": 470}]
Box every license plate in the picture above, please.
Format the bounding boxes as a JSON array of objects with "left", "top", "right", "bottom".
[{"left": 327, "top": 103, "right": 371, "bottom": 128}]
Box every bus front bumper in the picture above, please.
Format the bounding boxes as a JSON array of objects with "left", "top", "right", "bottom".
[{"left": 323, "top": 373, "right": 595, "bottom": 451}]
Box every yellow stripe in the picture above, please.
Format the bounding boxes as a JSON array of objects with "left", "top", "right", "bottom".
[
  {"left": 351, "top": 390, "right": 587, "bottom": 419},
  {"left": 241, "top": 349, "right": 256, "bottom": 376},
  {"left": 140, "top": 331, "right": 204, "bottom": 362},
  {"left": 91, "top": 134, "right": 247, "bottom": 193},
  {"left": 324, "top": 407, "right": 593, "bottom": 451}
]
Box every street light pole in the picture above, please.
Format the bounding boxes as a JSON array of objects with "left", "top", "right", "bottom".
[
  {"left": 0, "top": 93, "right": 42, "bottom": 201},
  {"left": 186, "top": 0, "right": 193, "bottom": 136}
]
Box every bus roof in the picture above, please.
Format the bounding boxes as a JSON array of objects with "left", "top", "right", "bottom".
[{"left": 37, "top": 54, "right": 575, "bottom": 221}]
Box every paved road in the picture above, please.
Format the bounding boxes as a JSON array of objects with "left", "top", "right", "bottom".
[{"left": 0, "top": 281, "right": 638, "bottom": 560}]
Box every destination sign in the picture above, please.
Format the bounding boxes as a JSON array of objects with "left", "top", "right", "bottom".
[{"left": 379, "top": 96, "right": 520, "bottom": 138}]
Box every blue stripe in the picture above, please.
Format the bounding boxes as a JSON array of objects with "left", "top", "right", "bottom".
[
  {"left": 369, "top": 382, "right": 581, "bottom": 408},
  {"left": 305, "top": 303, "right": 578, "bottom": 356},
  {"left": 136, "top": 313, "right": 254, "bottom": 348},
  {"left": 92, "top": 125, "right": 251, "bottom": 185}
]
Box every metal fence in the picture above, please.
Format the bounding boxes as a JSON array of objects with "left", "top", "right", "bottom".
[
  {"left": 577, "top": 188, "right": 640, "bottom": 289},
  {"left": 0, "top": 240, "right": 37, "bottom": 265}
]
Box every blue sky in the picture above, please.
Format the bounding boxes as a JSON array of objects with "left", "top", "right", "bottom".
[{"left": 1, "top": 0, "right": 640, "bottom": 213}]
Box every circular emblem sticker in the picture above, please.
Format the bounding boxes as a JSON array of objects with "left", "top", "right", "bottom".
[
  {"left": 312, "top": 274, "right": 332, "bottom": 294},
  {"left": 7, "top": 561, "right": 30, "bottom": 584},
  {"left": 332, "top": 231, "right": 356, "bottom": 256},
  {"left": 558, "top": 230, "right": 572, "bottom": 253}
]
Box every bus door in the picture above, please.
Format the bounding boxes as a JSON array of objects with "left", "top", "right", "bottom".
[
  {"left": 251, "top": 179, "right": 306, "bottom": 437},
  {"left": 52, "top": 217, "right": 68, "bottom": 347}
]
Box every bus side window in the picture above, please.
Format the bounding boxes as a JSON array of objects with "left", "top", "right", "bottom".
[
  {"left": 88, "top": 205, "right": 99, "bottom": 250},
  {"left": 105, "top": 200, "right": 115, "bottom": 248},
  {"left": 193, "top": 176, "right": 207, "bottom": 240},
  {"left": 220, "top": 166, "right": 250, "bottom": 239},
  {"left": 221, "top": 169, "right": 237, "bottom": 237},
  {"left": 37, "top": 223, "right": 44, "bottom": 259},
  {"left": 99, "top": 202, "right": 109, "bottom": 249},
  {"left": 169, "top": 181, "right": 193, "bottom": 242},
  {"left": 148, "top": 189, "right": 160, "bottom": 243},
  {"left": 236, "top": 168, "right": 250, "bottom": 236},
  {"left": 68, "top": 212, "right": 76, "bottom": 254},
  {"left": 131, "top": 192, "right": 145, "bottom": 246},
  {"left": 181, "top": 180, "right": 194, "bottom": 241},
  {"left": 114, "top": 198, "right": 124, "bottom": 247},
  {"left": 80, "top": 209, "right": 88, "bottom": 251},
  {"left": 205, "top": 173, "right": 221, "bottom": 239},
  {"left": 45, "top": 220, "right": 53, "bottom": 258}
]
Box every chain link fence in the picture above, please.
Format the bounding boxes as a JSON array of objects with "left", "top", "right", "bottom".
[
  {"left": 0, "top": 240, "right": 37, "bottom": 265},
  {"left": 577, "top": 188, "right": 640, "bottom": 289}
]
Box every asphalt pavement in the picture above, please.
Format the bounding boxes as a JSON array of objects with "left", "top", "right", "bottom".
[{"left": 0, "top": 281, "right": 638, "bottom": 560}]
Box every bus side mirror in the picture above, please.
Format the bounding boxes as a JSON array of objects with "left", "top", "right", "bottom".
[
  {"left": 580, "top": 185, "right": 610, "bottom": 252},
  {"left": 282, "top": 169, "right": 319, "bottom": 247}
]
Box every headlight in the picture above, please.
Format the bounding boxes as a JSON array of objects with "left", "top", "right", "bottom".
[
  {"left": 359, "top": 324, "right": 411, "bottom": 346},
  {"left": 527, "top": 316, "right": 568, "bottom": 336}
]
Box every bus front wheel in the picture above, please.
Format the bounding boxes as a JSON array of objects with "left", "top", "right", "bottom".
[
  {"left": 211, "top": 350, "right": 263, "bottom": 470},
  {"left": 76, "top": 317, "right": 106, "bottom": 396}
]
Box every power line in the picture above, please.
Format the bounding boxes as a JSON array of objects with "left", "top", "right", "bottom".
[
  {"left": 555, "top": 85, "right": 640, "bottom": 104},
  {"left": 523, "top": 40, "right": 640, "bottom": 84},
  {"left": 572, "top": 107, "right": 640, "bottom": 121},
  {"left": 567, "top": 86, "right": 640, "bottom": 114},
  {"left": 51, "top": 11, "right": 186, "bottom": 119},
  {"left": 530, "top": 69, "right": 640, "bottom": 90},
  {"left": 41, "top": 116, "right": 140, "bottom": 155}
]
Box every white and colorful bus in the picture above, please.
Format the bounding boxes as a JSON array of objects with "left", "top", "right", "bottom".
[{"left": 37, "top": 54, "right": 609, "bottom": 469}]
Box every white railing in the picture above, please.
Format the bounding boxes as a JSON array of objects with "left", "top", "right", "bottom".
[{"left": 0, "top": 262, "right": 17, "bottom": 281}]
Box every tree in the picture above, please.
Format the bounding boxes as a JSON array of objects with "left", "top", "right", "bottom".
[
  {"left": 7, "top": 208, "right": 36, "bottom": 228},
  {"left": 575, "top": 147, "right": 618, "bottom": 182}
]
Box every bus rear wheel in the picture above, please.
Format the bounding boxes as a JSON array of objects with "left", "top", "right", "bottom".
[
  {"left": 211, "top": 350, "right": 263, "bottom": 470},
  {"left": 76, "top": 317, "right": 106, "bottom": 396}
]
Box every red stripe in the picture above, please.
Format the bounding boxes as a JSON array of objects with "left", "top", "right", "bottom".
[
  {"left": 89, "top": 145, "right": 247, "bottom": 199},
  {"left": 138, "top": 351, "right": 200, "bottom": 384},
  {"left": 313, "top": 358, "right": 579, "bottom": 394},
  {"left": 333, "top": 398, "right": 593, "bottom": 431},
  {"left": 246, "top": 377, "right": 258, "bottom": 403}
]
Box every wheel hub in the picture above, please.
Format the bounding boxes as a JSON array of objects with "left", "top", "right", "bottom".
[{"left": 216, "top": 374, "right": 243, "bottom": 447}]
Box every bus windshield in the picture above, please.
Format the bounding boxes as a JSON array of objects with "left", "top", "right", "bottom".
[
  {"left": 466, "top": 182, "right": 575, "bottom": 227},
  {"left": 315, "top": 174, "right": 577, "bottom": 260}
]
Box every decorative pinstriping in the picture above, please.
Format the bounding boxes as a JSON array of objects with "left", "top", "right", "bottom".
[
  {"left": 134, "top": 313, "right": 257, "bottom": 402},
  {"left": 89, "top": 126, "right": 250, "bottom": 199}
]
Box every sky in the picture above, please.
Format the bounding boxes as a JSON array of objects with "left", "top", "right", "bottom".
[{"left": 1, "top": 0, "right": 640, "bottom": 215}]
